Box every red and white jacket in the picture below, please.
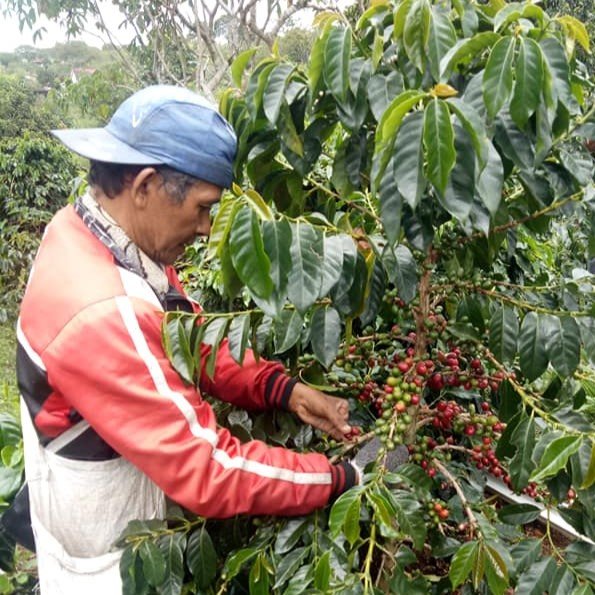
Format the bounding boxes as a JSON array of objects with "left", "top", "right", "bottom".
[{"left": 17, "top": 205, "right": 356, "bottom": 521}]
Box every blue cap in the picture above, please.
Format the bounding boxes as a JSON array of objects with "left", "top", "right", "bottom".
[{"left": 51, "top": 85, "right": 237, "bottom": 188}]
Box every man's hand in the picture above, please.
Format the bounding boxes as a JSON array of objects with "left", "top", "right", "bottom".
[{"left": 287, "top": 383, "right": 352, "bottom": 441}]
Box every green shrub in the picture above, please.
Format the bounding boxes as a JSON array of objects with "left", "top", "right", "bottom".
[{"left": 0, "top": 134, "right": 79, "bottom": 320}]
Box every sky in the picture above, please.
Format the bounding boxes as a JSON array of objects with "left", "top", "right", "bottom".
[{"left": 0, "top": 3, "right": 131, "bottom": 52}]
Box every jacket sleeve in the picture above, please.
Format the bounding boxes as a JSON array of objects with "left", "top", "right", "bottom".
[
  {"left": 41, "top": 295, "right": 356, "bottom": 518},
  {"left": 197, "top": 340, "right": 298, "bottom": 411}
]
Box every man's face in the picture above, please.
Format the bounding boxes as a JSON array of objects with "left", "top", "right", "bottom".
[{"left": 131, "top": 172, "right": 222, "bottom": 265}]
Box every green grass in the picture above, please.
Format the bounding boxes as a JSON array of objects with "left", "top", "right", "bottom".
[{"left": 0, "top": 323, "right": 19, "bottom": 417}]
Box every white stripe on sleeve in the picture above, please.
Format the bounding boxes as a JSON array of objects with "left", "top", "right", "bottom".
[
  {"left": 115, "top": 296, "right": 332, "bottom": 486},
  {"left": 115, "top": 295, "right": 218, "bottom": 447}
]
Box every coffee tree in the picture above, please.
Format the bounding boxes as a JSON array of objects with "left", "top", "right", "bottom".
[{"left": 118, "top": 0, "right": 595, "bottom": 593}]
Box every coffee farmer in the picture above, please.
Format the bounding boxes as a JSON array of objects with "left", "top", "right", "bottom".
[{"left": 16, "top": 86, "right": 360, "bottom": 593}]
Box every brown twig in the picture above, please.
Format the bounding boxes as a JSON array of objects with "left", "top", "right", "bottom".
[{"left": 432, "top": 459, "right": 479, "bottom": 538}]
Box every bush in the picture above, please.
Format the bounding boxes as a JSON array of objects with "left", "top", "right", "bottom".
[
  {"left": 135, "top": 0, "right": 595, "bottom": 593},
  {"left": 0, "top": 134, "right": 79, "bottom": 320}
]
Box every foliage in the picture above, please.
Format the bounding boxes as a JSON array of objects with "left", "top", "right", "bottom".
[
  {"left": 542, "top": 0, "right": 594, "bottom": 70},
  {"left": 0, "top": 74, "right": 67, "bottom": 139},
  {"left": 110, "top": 0, "right": 595, "bottom": 593},
  {"left": 50, "top": 65, "right": 138, "bottom": 126},
  {"left": 0, "top": 412, "right": 37, "bottom": 594},
  {"left": 3, "top": 0, "right": 337, "bottom": 99},
  {"left": 278, "top": 28, "right": 316, "bottom": 65},
  {"left": 0, "top": 134, "right": 79, "bottom": 320},
  {"left": 0, "top": 325, "right": 19, "bottom": 417}
]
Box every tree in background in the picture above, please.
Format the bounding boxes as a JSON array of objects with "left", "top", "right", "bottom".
[
  {"left": 4, "top": 0, "right": 335, "bottom": 98},
  {"left": 0, "top": 133, "right": 78, "bottom": 321},
  {"left": 0, "top": 75, "right": 67, "bottom": 138},
  {"left": 0, "top": 75, "right": 78, "bottom": 321},
  {"left": 277, "top": 27, "right": 316, "bottom": 64}
]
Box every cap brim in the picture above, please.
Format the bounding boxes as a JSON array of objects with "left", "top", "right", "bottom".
[{"left": 51, "top": 128, "right": 163, "bottom": 166}]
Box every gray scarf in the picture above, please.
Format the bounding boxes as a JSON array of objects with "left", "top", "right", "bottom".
[{"left": 74, "top": 192, "right": 169, "bottom": 301}]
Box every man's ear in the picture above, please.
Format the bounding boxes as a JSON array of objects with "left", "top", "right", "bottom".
[{"left": 130, "top": 167, "right": 159, "bottom": 208}]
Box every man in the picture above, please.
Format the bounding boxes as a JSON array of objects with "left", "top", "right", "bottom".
[{"left": 16, "top": 85, "right": 359, "bottom": 593}]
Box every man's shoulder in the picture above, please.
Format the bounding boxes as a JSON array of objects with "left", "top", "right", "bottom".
[{"left": 19, "top": 207, "right": 127, "bottom": 349}]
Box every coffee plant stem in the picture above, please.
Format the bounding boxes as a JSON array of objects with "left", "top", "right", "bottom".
[
  {"left": 432, "top": 459, "right": 479, "bottom": 538},
  {"left": 328, "top": 430, "right": 375, "bottom": 464},
  {"left": 463, "top": 285, "right": 590, "bottom": 317},
  {"left": 413, "top": 265, "right": 432, "bottom": 358},
  {"left": 489, "top": 280, "right": 566, "bottom": 292},
  {"left": 569, "top": 100, "right": 595, "bottom": 133},
  {"left": 460, "top": 189, "right": 584, "bottom": 245},
  {"left": 434, "top": 443, "right": 475, "bottom": 456},
  {"left": 483, "top": 351, "right": 595, "bottom": 439},
  {"left": 306, "top": 175, "right": 382, "bottom": 224},
  {"left": 362, "top": 521, "right": 378, "bottom": 593}
]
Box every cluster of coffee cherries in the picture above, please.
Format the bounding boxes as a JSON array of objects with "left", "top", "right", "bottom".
[
  {"left": 371, "top": 352, "right": 427, "bottom": 449},
  {"left": 428, "top": 499, "right": 450, "bottom": 524},
  {"left": 426, "top": 347, "right": 506, "bottom": 393},
  {"left": 420, "top": 400, "right": 507, "bottom": 479},
  {"left": 408, "top": 436, "right": 446, "bottom": 478}
]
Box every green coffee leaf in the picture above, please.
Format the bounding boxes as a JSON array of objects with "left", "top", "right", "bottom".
[
  {"left": 263, "top": 63, "right": 294, "bottom": 125},
  {"left": 483, "top": 36, "right": 516, "bottom": 120},
  {"left": 403, "top": 0, "right": 431, "bottom": 72},
  {"left": 449, "top": 540, "right": 479, "bottom": 589},
  {"left": 187, "top": 526, "right": 217, "bottom": 590},
  {"left": 230, "top": 207, "right": 273, "bottom": 299},
  {"left": 373, "top": 90, "right": 427, "bottom": 189},
  {"left": 329, "top": 487, "right": 364, "bottom": 537},
  {"left": 379, "top": 156, "right": 404, "bottom": 246},
  {"left": 249, "top": 555, "right": 270, "bottom": 595},
  {"left": 222, "top": 547, "right": 259, "bottom": 580},
  {"left": 531, "top": 435, "right": 582, "bottom": 483},
  {"left": 310, "top": 305, "right": 341, "bottom": 368},
  {"left": 228, "top": 313, "right": 251, "bottom": 365},
  {"left": 274, "top": 518, "right": 310, "bottom": 555},
  {"left": 545, "top": 315, "right": 580, "bottom": 378},
  {"left": 428, "top": 6, "right": 457, "bottom": 81},
  {"left": 394, "top": 112, "right": 425, "bottom": 210},
  {"left": 580, "top": 442, "right": 595, "bottom": 490},
  {"left": 231, "top": 48, "right": 258, "bottom": 88},
  {"left": 273, "top": 546, "right": 309, "bottom": 589},
  {"left": 439, "top": 32, "right": 499, "bottom": 80},
  {"left": 262, "top": 218, "right": 291, "bottom": 296},
  {"left": 509, "top": 415, "right": 537, "bottom": 491},
  {"left": 314, "top": 551, "right": 331, "bottom": 591},
  {"left": 324, "top": 26, "right": 351, "bottom": 102},
  {"left": 139, "top": 541, "right": 166, "bottom": 587},
  {"left": 318, "top": 234, "right": 345, "bottom": 297},
  {"left": 540, "top": 37, "right": 580, "bottom": 115},
  {"left": 515, "top": 557, "right": 557, "bottom": 595},
  {"left": 498, "top": 503, "right": 542, "bottom": 525},
  {"left": 367, "top": 71, "right": 404, "bottom": 121},
  {"left": 489, "top": 306, "right": 518, "bottom": 363},
  {"left": 484, "top": 544, "right": 509, "bottom": 595},
  {"left": 157, "top": 534, "right": 185, "bottom": 595},
  {"left": 423, "top": 98, "right": 456, "bottom": 197},
  {"left": 273, "top": 309, "right": 303, "bottom": 353},
  {"left": 510, "top": 37, "right": 543, "bottom": 129},
  {"left": 287, "top": 221, "right": 322, "bottom": 314},
  {"left": 519, "top": 312, "right": 548, "bottom": 382}
]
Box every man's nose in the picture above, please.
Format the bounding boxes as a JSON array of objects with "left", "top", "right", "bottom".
[{"left": 196, "top": 217, "right": 211, "bottom": 237}]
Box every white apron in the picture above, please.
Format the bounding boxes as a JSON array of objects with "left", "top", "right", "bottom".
[{"left": 20, "top": 398, "right": 166, "bottom": 594}]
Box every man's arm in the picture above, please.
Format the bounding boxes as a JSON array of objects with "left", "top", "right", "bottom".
[
  {"left": 197, "top": 341, "right": 353, "bottom": 440},
  {"left": 41, "top": 296, "right": 358, "bottom": 518}
]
